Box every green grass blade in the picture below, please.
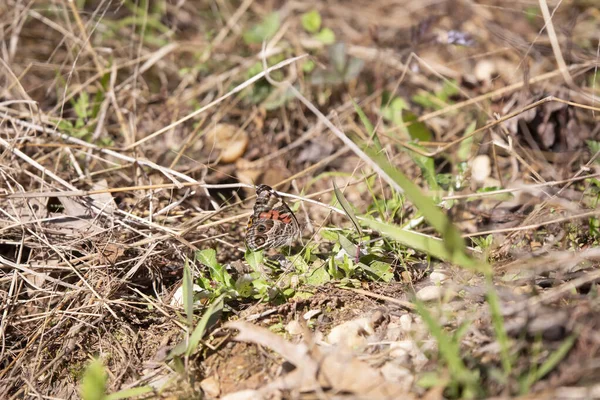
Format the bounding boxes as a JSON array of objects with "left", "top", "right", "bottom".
[
  {"left": 186, "top": 294, "right": 225, "bottom": 357},
  {"left": 182, "top": 261, "right": 194, "bottom": 328},
  {"left": 106, "top": 386, "right": 154, "bottom": 400},
  {"left": 521, "top": 334, "right": 576, "bottom": 393},
  {"left": 361, "top": 145, "right": 466, "bottom": 254},
  {"left": 415, "top": 300, "right": 480, "bottom": 397},
  {"left": 352, "top": 99, "right": 374, "bottom": 135},
  {"left": 333, "top": 181, "right": 362, "bottom": 236},
  {"left": 360, "top": 217, "right": 485, "bottom": 272},
  {"left": 485, "top": 278, "right": 512, "bottom": 376},
  {"left": 535, "top": 335, "right": 576, "bottom": 379},
  {"left": 352, "top": 100, "right": 382, "bottom": 150},
  {"left": 81, "top": 359, "right": 107, "bottom": 400}
]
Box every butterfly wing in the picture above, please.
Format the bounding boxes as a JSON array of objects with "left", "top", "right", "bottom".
[{"left": 245, "top": 185, "right": 300, "bottom": 251}]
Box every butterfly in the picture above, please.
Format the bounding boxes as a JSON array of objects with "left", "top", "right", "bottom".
[{"left": 245, "top": 184, "right": 300, "bottom": 251}]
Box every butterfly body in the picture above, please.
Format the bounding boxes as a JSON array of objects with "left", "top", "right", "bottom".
[{"left": 245, "top": 185, "right": 300, "bottom": 251}]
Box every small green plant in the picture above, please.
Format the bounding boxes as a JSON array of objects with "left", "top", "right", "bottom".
[
  {"left": 310, "top": 43, "right": 363, "bottom": 85},
  {"left": 586, "top": 140, "right": 600, "bottom": 164},
  {"left": 80, "top": 359, "right": 152, "bottom": 400},
  {"left": 57, "top": 72, "right": 112, "bottom": 145},
  {"left": 195, "top": 249, "right": 238, "bottom": 297},
  {"left": 243, "top": 12, "right": 280, "bottom": 44},
  {"left": 412, "top": 79, "right": 460, "bottom": 110},
  {"left": 301, "top": 10, "right": 321, "bottom": 33},
  {"left": 471, "top": 235, "right": 494, "bottom": 262},
  {"left": 381, "top": 96, "right": 433, "bottom": 142},
  {"left": 416, "top": 301, "right": 481, "bottom": 398},
  {"left": 518, "top": 335, "right": 576, "bottom": 394},
  {"left": 102, "top": 0, "right": 171, "bottom": 46},
  {"left": 81, "top": 359, "right": 106, "bottom": 400},
  {"left": 301, "top": 10, "right": 335, "bottom": 44},
  {"left": 168, "top": 262, "right": 225, "bottom": 362}
]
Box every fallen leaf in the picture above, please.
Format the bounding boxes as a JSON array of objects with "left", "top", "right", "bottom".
[{"left": 205, "top": 123, "right": 249, "bottom": 163}]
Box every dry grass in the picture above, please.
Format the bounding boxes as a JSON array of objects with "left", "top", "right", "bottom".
[{"left": 1, "top": 0, "right": 600, "bottom": 399}]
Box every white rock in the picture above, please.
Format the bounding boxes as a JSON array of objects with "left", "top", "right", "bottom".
[
  {"left": 384, "top": 321, "right": 403, "bottom": 341},
  {"left": 221, "top": 390, "right": 264, "bottom": 400},
  {"left": 416, "top": 286, "right": 458, "bottom": 302},
  {"left": 429, "top": 271, "right": 449, "bottom": 284},
  {"left": 416, "top": 286, "right": 443, "bottom": 302},
  {"left": 327, "top": 317, "right": 374, "bottom": 348},
  {"left": 286, "top": 320, "right": 303, "bottom": 336},
  {"left": 380, "top": 363, "right": 414, "bottom": 390},
  {"left": 390, "top": 340, "right": 430, "bottom": 369},
  {"left": 399, "top": 314, "right": 413, "bottom": 332},
  {"left": 471, "top": 155, "right": 491, "bottom": 183},
  {"left": 170, "top": 284, "right": 204, "bottom": 307},
  {"left": 389, "top": 341, "right": 413, "bottom": 362},
  {"left": 475, "top": 59, "right": 496, "bottom": 83},
  {"left": 200, "top": 376, "right": 220, "bottom": 398},
  {"left": 388, "top": 340, "right": 430, "bottom": 369},
  {"left": 303, "top": 309, "right": 321, "bottom": 320}
]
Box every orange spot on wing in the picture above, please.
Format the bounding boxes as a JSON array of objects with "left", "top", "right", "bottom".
[
  {"left": 259, "top": 211, "right": 273, "bottom": 219},
  {"left": 258, "top": 210, "right": 294, "bottom": 224}
]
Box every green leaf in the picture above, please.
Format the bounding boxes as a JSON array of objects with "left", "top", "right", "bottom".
[
  {"left": 196, "top": 249, "right": 232, "bottom": 286},
  {"left": 338, "top": 234, "right": 359, "bottom": 260},
  {"left": 314, "top": 27, "right": 335, "bottom": 44},
  {"left": 406, "top": 142, "right": 438, "bottom": 191},
  {"left": 586, "top": 140, "right": 600, "bottom": 164},
  {"left": 439, "top": 79, "right": 460, "bottom": 101},
  {"left": 534, "top": 335, "right": 576, "bottom": 381},
  {"left": 403, "top": 110, "right": 432, "bottom": 141},
  {"left": 485, "top": 279, "right": 512, "bottom": 377},
  {"left": 302, "top": 59, "right": 316, "bottom": 73},
  {"left": 416, "top": 300, "right": 480, "bottom": 397},
  {"left": 360, "top": 217, "right": 482, "bottom": 271},
  {"left": 520, "top": 335, "right": 576, "bottom": 393},
  {"left": 105, "top": 386, "right": 153, "bottom": 400},
  {"left": 306, "top": 264, "right": 331, "bottom": 285},
  {"left": 182, "top": 261, "right": 194, "bottom": 328},
  {"left": 320, "top": 229, "right": 339, "bottom": 241},
  {"left": 362, "top": 260, "right": 393, "bottom": 282},
  {"left": 353, "top": 100, "right": 374, "bottom": 136},
  {"left": 381, "top": 97, "right": 408, "bottom": 127},
  {"left": 245, "top": 249, "right": 264, "bottom": 271},
  {"left": 416, "top": 371, "right": 443, "bottom": 389},
  {"left": 333, "top": 181, "right": 362, "bottom": 236},
  {"left": 74, "top": 92, "right": 89, "bottom": 120},
  {"left": 243, "top": 12, "right": 280, "bottom": 44},
  {"left": 235, "top": 274, "right": 255, "bottom": 298},
  {"left": 353, "top": 99, "right": 382, "bottom": 150},
  {"left": 301, "top": 10, "right": 321, "bottom": 33},
  {"left": 457, "top": 121, "right": 477, "bottom": 161},
  {"left": 361, "top": 146, "right": 472, "bottom": 263},
  {"left": 196, "top": 249, "right": 218, "bottom": 268},
  {"left": 58, "top": 119, "right": 74, "bottom": 132},
  {"left": 81, "top": 359, "right": 107, "bottom": 400},
  {"left": 186, "top": 295, "right": 224, "bottom": 356}
]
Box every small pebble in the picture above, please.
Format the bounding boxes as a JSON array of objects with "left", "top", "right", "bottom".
[
  {"left": 429, "top": 271, "right": 449, "bottom": 284},
  {"left": 416, "top": 286, "right": 443, "bottom": 302},
  {"left": 303, "top": 309, "right": 321, "bottom": 320},
  {"left": 327, "top": 318, "right": 373, "bottom": 348},
  {"left": 200, "top": 376, "right": 221, "bottom": 398},
  {"left": 399, "top": 314, "right": 412, "bottom": 332},
  {"left": 286, "top": 320, "right": 303, "bottom": 336},
  {"left": 416, "top": 286, "right": 457, "bottom": 302}
]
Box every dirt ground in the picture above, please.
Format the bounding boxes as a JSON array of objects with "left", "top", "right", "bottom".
[{"left": 2, "top": 0, "right": 600, "bottom": 399}]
